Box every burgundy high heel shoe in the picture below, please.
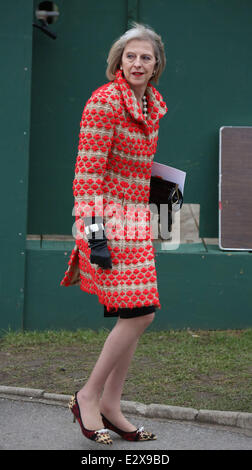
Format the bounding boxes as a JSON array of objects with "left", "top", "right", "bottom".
[
  {"left": 69, "top": 393, "right": 113, "bottom": 445},
  {"left": 101, "top": 413, "right": 157, "bottom": 441}
]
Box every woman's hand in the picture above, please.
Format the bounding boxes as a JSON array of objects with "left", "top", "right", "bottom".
[
  {"left": 84, "top": 216, "right": 112, "bottom": 269},
  {"left": 89, "top": 239, "right": 112, "bottom": 269}
]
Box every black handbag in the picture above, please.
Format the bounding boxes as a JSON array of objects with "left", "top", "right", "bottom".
[{"left": 149, "top": 175, "right": 183, "bottom": 233}]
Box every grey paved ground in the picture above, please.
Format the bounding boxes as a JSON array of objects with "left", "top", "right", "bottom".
[{"left": 0, "top": 398, "right": 251, "bottom": 451}]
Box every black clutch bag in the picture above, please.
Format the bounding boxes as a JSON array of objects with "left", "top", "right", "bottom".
[{"left": 149, "top": 176, "right": 183, "bottom": 232}]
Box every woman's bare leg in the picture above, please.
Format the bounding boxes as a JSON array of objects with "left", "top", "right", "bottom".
[
  {"left": 77, "top": 313, "right": 155, "bottom": 430},
  {"left": 99, "top": 334, "right": 139, "bottom": 431}
]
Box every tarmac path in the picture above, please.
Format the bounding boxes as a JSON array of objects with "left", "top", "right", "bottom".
[{"left": 0, "top": 397, "right": 251, "bottom": 451}]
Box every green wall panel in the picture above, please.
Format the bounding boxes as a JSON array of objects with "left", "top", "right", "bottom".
[
  {"left": 0, "top": 0, "right": 33, "bottom": 331},
  {"left": 22, "top": 242, "right": 252, "bottom": 331},
  {"left": 155, "top": 246, "right": 252, "bottom": 330}
]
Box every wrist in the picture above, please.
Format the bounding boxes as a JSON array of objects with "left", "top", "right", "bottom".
[{"left": 84, "top": 216, "right": 106, "bottom": 241}]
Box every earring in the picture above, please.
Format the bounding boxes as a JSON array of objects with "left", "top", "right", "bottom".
[{"left": 120, "top": 65, "right": 122, "bottom": 70}]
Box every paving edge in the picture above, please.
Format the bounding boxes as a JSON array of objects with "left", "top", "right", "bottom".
[{"left": 0, "top": 385, "right": 251, "bottom": 431}]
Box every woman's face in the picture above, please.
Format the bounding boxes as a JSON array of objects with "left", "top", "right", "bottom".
[{"left": 121, "top": 39, "right": 156, "bottom": 92}]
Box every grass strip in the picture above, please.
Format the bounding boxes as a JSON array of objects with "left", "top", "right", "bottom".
[{"left": 0, "top": 328, "right": 251, "bottom": 412}]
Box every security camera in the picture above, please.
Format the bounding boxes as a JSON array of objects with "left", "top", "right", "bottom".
[{"left": 33, "top": 2, "right": 59, "bottom": 39}]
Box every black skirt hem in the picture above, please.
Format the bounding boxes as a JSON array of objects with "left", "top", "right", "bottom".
[{"left": 104, "top": 305, "right": 156, "bottom": 319}]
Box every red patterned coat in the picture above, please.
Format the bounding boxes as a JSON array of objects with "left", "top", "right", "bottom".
[{"left": 60, "top": 70, "right": 167, "bottom": 312}]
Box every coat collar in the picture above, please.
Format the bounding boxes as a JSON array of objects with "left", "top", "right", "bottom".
[{"left": 114, "top": 70, "right": 167, "bottom": 127}]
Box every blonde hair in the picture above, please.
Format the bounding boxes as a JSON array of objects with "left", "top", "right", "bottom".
[{"left": 106, "top": 22, "right": 166, "bottom": 84}]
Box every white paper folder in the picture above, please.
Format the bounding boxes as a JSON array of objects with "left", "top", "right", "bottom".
[{"left": 151, "top": 161, "right": 186, "bottom": 195}]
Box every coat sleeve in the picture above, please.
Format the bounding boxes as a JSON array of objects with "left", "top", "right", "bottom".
[{"left": 72, "top": 96, "right": 115, "bottom": 239}]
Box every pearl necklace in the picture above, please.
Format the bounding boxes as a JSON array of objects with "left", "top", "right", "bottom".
[{"left": 142, "top": 95, "right": 148, "bottom": 118}]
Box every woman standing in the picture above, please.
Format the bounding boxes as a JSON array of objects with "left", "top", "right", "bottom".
[{"left": 61, "top": 22, "right": 167, "bottom": 445}]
